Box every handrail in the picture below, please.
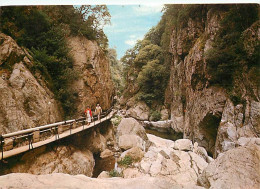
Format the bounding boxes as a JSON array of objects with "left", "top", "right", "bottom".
[
  {"left": 2, "top": 106, "right": 113, "bottom": 139},
  {"left": 0, "top": 106, "right": 115, "bottom": 161}
]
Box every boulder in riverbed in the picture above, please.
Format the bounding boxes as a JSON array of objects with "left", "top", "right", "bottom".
[
  {"left": 174, "top": 139, "right": 193, "bottom": 151},
  {"left": 119, "top": 134, "right": 146, "bottom": 151},
  {"left": 198, "top": 144, "right": 260, "bottom": 189}
]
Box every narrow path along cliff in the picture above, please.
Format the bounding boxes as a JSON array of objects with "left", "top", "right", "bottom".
[{"left": 0, "top": 4, "right": 259, "bottom": 189}]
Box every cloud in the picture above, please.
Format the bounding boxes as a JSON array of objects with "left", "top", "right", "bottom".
[
  {"left": 125, "top": 35, "right": 143, "bottom": 46},
  {"left": 125, "top": 39, "right": 137, "bottom": 46},
  {"left": 130, "top": 35, "right": 136, "bottom": 38},
  {"left": 133, "top": 5, "right": 163, "bottom": 16}
]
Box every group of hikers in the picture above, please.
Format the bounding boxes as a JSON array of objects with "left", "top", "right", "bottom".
[{"left": 84, "top": 104, "right": 102, "bottom": 126}]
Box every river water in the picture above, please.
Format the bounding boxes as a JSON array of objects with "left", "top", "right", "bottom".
[{"left": 145, "top": 127, "right": 183, "bottom": 141}]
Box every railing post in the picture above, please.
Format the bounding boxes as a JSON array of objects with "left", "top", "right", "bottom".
[
  {"left": 28, "top": 134, "right": 33, "bottom": 150},
  {"left": 0, "top": 135, "right": 3, "bottom": 162}
]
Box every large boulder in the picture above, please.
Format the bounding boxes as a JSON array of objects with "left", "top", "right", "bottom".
[
  {"left": 237, "top": 137, "right": 260, "bottom": 147},
  {"left": 119, "top": 134, "right": 145, "bottom": 151},
  {"left": 117, "top": 118, "right": 147, "bottom": 140},
  {"left": 117, "top": 118, "right": 150, "bottom": 151},
  {"left": 198, "top": 144, "right": 260, "bottom": 189},
  {"left": 7, "top": 145, "right": 95, "bottom": 177},
  {"left": 97, "top": 171, "right": 110, "bottom": 179},
  {"left": 120, "top": 147, "right": 145, "bottom": 161},
  {"left": 193, "top": 142, "right": 213, "bottom": 163},
  {"left": 140, "top": 134, "right": 208, "bottom": 187},
  {"left": 0, "top": 173, "right": 178, "bottom": 189},
  {"left": 126, "top": 102, "right": 150, "bottom": 120},
  {"left": 100, "top": 149, "right": 114, "bottom": 159},
  {"left": 174, "top": 139, "right": 193, "bottom": 151}
]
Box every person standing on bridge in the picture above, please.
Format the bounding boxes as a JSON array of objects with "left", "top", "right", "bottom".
[
  {"left": 84, "top": 106, "right": 93, "bottom": 126},
  {"left": 95, "top": 104, "right": 102, "bottom": 120}
]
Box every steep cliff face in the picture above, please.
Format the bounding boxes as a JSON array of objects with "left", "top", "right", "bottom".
[
  {"left": 0, "top": 33, "right": 62, "bottom": 134},
  {"left": 67, "top": 36, "right": 114, "bottom": 116},
  {"left": 167, "top": 6, "right": 260, "bottom": 157}
]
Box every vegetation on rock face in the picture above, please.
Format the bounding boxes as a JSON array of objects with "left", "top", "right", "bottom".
[
  {"left": 0, "top": 6, "right": 110, "bottom": 118},
  {"left": 205, "top": 5, "right": 259, "bottom": 102},
  {"left": 118, "top": 155, "right": 133, "bottom": 167},
  {"left": 108, "top": 48, "right": 125, "bottom": 95},
  {"left": 111, "top": 115, "right": 123, "bottom": 126},
  {"left": 109, "top": 169, "right": 121, "bottom": 177},
  {"left": 121, "top": 4, "right": 259, "bottom": 111},
  {"left": 121, "top": 26, "right": 170, "bottom": 108},
  {"left": 149, "top": 110, "right": 161, "bottom": 121}
]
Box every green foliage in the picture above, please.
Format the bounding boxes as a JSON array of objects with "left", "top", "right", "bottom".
[
  {"left": 134, "top": 43, "right": 163, "bottom": 69},
  {"left": 205, "top": 5, "right": 259, "bottom": 91},
  {"left": 121, "top": 31, "right": 169, "bottom": 107},
  {"left": 121, "top": 4, "right": 259, "bottom": 110},
  {"left": 108, "top": 48, "right": 125, "bottom": 95},
  {"left": 137, "top": 59, "right": 169, "bottom": 106},
  {"left": 0, "top": 6, "right": 110, "bottom": 118},
  {"left": 118, "top": 155, "right": 133, "bottom": 167},
  {"left": 111, "top": 115, "right": 122, "bottom": 126},
  {"left": 109, "top": 169, "right": 122, "bottom": 177},
  {"left": 149, "top": 110, "right": 161, "bottom": 121}
]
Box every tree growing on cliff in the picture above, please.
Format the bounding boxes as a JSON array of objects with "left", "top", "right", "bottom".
[
  {"left": 0, "top": 5, "right": 111, "bottom": 118},
  {"left": 108, "top": 48, "right": 125, "bottom": 95},
  {"left": 205, "top": 4, "right": 259, "bottom": 102}
]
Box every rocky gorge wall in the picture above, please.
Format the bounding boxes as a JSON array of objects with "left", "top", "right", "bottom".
[
  {"left": 67, "top": 36, "right": 114, "bottom": 116},
  {"left": 166, "top": 7, "right": 260, "bottom": 157},
  {"left": 0, "top": 32, "right": 114, "bottom": 133},
  {"left": 0, "top": 33, "right": 62, "bottom": 134}
]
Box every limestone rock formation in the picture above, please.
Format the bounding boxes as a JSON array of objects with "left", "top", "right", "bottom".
[
  {"left": 67, "top": 36, "right": 114, "bottom": 116},
  {"left": 119, "top": 134, "right": 145, "bottom": 151},
  {"left": 139, "top": 134, "right": 209, "bottom": 187},
  {"left": 126, "top": 101, "right": 150, "bottom": 120},
  {"left": 120, "top": 147, "right": 145, "bottom": 161},
  {"left": 0, "top": 173, "right": 179, "bottom": 189},
  {"left": 117, "top": 118, "right": 150, "bottom": 151},
  {"left": 0, "top": 33, "right": 62, "bottom": 134},
  {"left": 174, "top": 139, "right": 193, "bottom": 151},
  {"left": 123, "top": 168, "right": 144, "bottom": 179},
  {"left": 166, "top": 8, "right": 260, "bottom": 157},
  {"left": 85, "top": 129, "right": 107, "bottom": 154},
  {"left": 117, "top": 118, "right": 148, "bottom": 140},
  {"left": 100, "top": 149, "right": 114, "bottom": 159},
  {"left": 198, "top": 144, "right": 260, "bottom": 189},
  {"left": 7, "top": 145, "right": 95, "bottom": 177},
  {"left": 97, "top": 171, "right": 110, "bottom": 178},
  {"left": 215, "top": 99, "right": 260, "bottom": 156}
]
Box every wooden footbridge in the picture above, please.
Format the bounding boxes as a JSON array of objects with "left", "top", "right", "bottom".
[{"left": 0, "top": 107, "right": 116, "bottom": 161}]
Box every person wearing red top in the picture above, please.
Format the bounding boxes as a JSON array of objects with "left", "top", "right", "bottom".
[{"left": 84, "top": 106, "right": 93, "bottom": 126}]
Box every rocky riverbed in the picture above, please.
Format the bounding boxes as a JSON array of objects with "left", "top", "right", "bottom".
[{"left": 0, "top": 116, "right": 259, "bottom": 189}]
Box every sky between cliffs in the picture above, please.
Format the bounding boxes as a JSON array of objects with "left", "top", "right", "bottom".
[{"left": 104, "top": 5, "right": 163, "bottom": 59}]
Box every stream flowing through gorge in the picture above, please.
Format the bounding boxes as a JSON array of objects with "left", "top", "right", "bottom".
[{"left": 145, "top": 127, "right": 183, "bottom": 141}]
